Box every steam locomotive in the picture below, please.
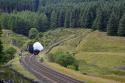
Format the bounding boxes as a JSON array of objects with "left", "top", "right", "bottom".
[{"left": 27, "top": 42, "right": 44, "bottom": 55}]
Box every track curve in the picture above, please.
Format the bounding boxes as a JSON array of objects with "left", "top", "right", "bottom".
[{"left": 20, "top": 55, "right": 84, "bottom": 83}]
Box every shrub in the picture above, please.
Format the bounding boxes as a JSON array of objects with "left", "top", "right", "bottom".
[
  {"left": 47, "top": 51, "right": 79, "bottom": 70},
  {"left": 3, "top": 47, "right": 17, "bottom": 63},
  {"left": 55, "top": 53, "right": 75, "bottom": 67},
  {"left": 72, "top": 60, "right": 79, "bottom": 71},
  {"left": 5, "top": 47, "right": 16, "bottom": 55},
  {"left": 29, "top": 28, "right": 39, "bottom": 39}
]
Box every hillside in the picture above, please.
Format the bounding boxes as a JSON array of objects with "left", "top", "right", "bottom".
[
  {"left": 1, "top": 30, "right": 37, "bottom": 81},
  {"left": 42, "top": 28, "right": 125, "bottom": 82},
  {"left": 1, "top": 30, "right": 30, "bottom": 50},
  {"left": 1, "top": 29, "right": 125, "bottom": 83}
]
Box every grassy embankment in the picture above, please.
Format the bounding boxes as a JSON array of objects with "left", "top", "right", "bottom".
[
  {"left": 40, "top": 29, "right": 125, "bottom": 83},
  {"left": 1, "top": 30, "right": 37, "bottom": 80}
]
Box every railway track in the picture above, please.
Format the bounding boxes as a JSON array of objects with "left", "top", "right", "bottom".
[{"left": 20, "top": 55, "right": 84, "bottom": 83}]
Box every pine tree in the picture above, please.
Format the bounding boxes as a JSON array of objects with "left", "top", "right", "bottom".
[
  {"left": 81, "top": 6, "right": 96, "bottom": 28},
  {"left": 50, "top": 11, "right": 58, "bottom": 28},
  {"left": 34, "top": 0, "right": 39, "bottom": 11},
  {"left": 12, "top": 17, "right": 30, "bottom": 36},
  {"left": 92, "top": 9, "right": 103, "bottom": 31},
  {"left": 0, "top": 14, "right": 10, "bottom": 29},
  {"left": 57, "top": 10, "right": 65, "bottom": 27},
  {"left": 107, "top": 12, "right": 120, "bottom": 36},
  {"left": 9, "top": 15, "right": 17, "bottom": 30},
  {"left": 118, "top": 14, "right": 125, "bottom": 36},
  {"left": 74, "top": 8, "right": 80, "bottom": 27},
  {"left": 70, "top": 11, "right": 75, "bottom": 28},
  {"left": 64, "top": 11, "right": 70, "bottom": 28},
  {"left": 37, "top": 13, "right": 48, "bottom": 32},
  {"left": 92, "top": 16, "right": 101, "bottom": 30}
]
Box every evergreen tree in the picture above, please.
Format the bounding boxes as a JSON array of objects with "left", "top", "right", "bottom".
[
  {"left": 92, "top": 15, "right": 100, "bottom": 30},
  {"left": 37, "top": 13, "right": 49, "bottom": 32},
  {"left": 8, "top": 15, "right": 17, "bottom": 30},
  {"left": 92, "top": 9, "right": 103, "bottom": 31},
  {"left": 118, "top": 14, "right": 125, "bottom": 36},
  {"left": 107, "top": 12, "right": 120, "bottom": 36},
  {"left": 0, "top": 14, "right": 10, "bottom": 29},
  {"left": 50, "top": 11, "right": 58, "bottom": 28},
  {"left": 81, "top": 6, "right": 96, "bottom": 28},
  {"left": 74, "top": 8, "right": 80, "bottom": 27},
  {"left": 64, "top": 11, "right": 70, "bottom": 28},
  {"left": 12, "top": 17, "right": 30, "bottom": 36},
  {"left": 57, "top": 10, "right": 65, "bottom": 27},
  {"left": 34, "top": 0, "right": 39, "bottom": 11},
  {"left": 70, "top": 11, "right": 75, "bottom": 28}
]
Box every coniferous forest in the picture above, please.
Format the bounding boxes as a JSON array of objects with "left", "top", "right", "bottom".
[{"left": 0, "top": 0, "right": 125, "bottom": 36}]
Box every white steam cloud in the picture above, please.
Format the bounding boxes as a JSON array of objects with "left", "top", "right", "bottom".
[{"left": 33, "top": 42, "right": 44, "bottom": 51}]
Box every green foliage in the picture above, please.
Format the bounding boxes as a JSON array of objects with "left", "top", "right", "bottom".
[
  {"left": 50, "top": 11, "right": 58, "bottom": 28},
  {"left": 36, "top": 13, "right": 49, "bottom": 32},
  {"left": 47, "top": 51, "right": 79, "bottom": 70},
  {"left": 2, "top": 47, "right": 16, "bottom": 63},
  {"left": 67, "top": 60, "right": 79, "bottom": 71},
  {"left": 1, "top": 30, "right": 29, "bottom": 57},
  {"left": 0, "top": 0, "right": 36, "bottom": 12},
  {"left": 92, "top": 9, "right": 107, "bottom": 31},
  {"left": 0, "top": 11, "right": 48, "bottom": 36},
  {"left": 55, "top": 53, "right": 74, "bottom": 67},
  {"left": 0, "top": 14, "right": 10, "bottom": 29},
  {"left": 29, "top": 28, "right": 39, "bottom": 39},
  {"left": 11, "top": 38, "right": 26, "bottom": 48},
  {"left": 0, "top": 27, "right": 3, "bottom": 64},
  {"left": 13, "top": 18, "right": 30, "bottom": 36},
  {"left": 64, "top": 11, "right": 71, "bottom": 28},
  {"left": 0, "top": 0, "right": 125, "bottom": 36},
  {"left": 111, "top": 70, "right": 125, "bottom": 76},
  {"left": 81, "top": 6, "right": 96, "bottom": 28},
  {"left": 5, "top": 47, "right": 16, "bottom": 56},
  {"left": 118, "top": 14, "right": 125, "bottom": 36},
  {"left": 107, "top": 12, "right": 120, "bottom": 36}
]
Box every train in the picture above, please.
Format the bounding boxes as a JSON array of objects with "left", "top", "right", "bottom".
[{"left": 27, "top": 42, "right": 44, "bottom": 55}]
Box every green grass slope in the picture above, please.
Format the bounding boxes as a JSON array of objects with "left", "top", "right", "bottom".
[
  {"left": 39, "top": 28, "right": 91, "bottom": 47},
  {"left": 76, "top": 31, "right": 125, "bottom": 52},
  {"left": 45, "top": 29, "right": 125, "bottom": 82},
  {"left": 2, "top": 29, "right": 30, "bottom": 50},
  {"left": 2, "top": 29, "right": 125, "bottom": 82},
  {"left": 1, "top": 30, "right": 37, "bottom": 80}
]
